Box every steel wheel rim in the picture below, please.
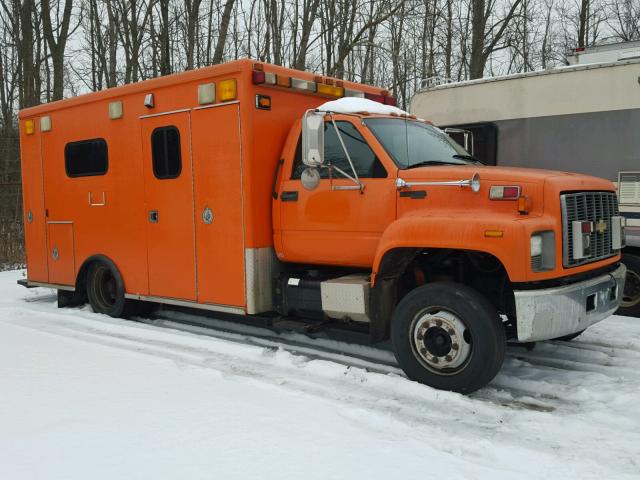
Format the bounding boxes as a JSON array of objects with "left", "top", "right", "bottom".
[
  {"left": 410, "top": 308, "right": 472, "bottom": 375},
  {"left": 621, "top": 269, "right": 640, "bottom": 308}
]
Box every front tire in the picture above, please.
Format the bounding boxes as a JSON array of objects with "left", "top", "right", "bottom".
[
  {"left": 391, "top": 282, "right": 506, "bottom": 394},
  {"left": 618, "top": 254, "right": 640, "bottom": 318}
]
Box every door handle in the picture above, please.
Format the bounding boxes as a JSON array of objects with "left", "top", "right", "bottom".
[
  {"left": 399, "top": 190, "right": 427, "bottom": 199},
  {"left": 149, "top": 210, "right": 159, "bottom": 223},
  {"left": 280, "top": 191, "right": 298, "bottom": 202}
]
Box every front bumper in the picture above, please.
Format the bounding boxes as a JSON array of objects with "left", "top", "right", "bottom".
[{"left": 514, "top": 264, "right": 626, "bottom": 342}]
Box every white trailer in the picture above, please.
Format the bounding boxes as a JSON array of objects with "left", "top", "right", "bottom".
[{"left": 410, "top": 42, "right": 640, "bottom": 316}]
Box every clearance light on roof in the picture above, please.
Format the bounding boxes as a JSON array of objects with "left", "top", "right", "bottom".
[
  {"left": 291, "top": 78, "right": 316, "bottom": 92},
  {"left": 365, "top": 92, "right": 397, "bottom": 106},
  {"left": 489, "top": 185, "right": 521, "bottom": 200},
  {"left": 345, "top": 89, "right": 365, "bottom": 98},
  {"left": 198, "top": 83, "right": 216, "bottom": 105},
  {"left": 219, "top": 79, "right": 237, "bottom": 102},
  {"left": 276, "top": 75, "right": 291, "bottom": 88},
  {"left": 317, "top": 83, "right": 344, "bottom": 98},
  {"left": 24, "top": 119, "right": 35, "bottom": 135},
  {"left": 252, "top": 69, "right": 373, "bottom": 99},
  {"left": 40, "top": 116, "right": 51, "bottom": 132},
  {"left": 109, "top": 100, "right": 123, "bottom": 119}
]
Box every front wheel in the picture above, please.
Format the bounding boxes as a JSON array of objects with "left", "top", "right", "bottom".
[
  {"left": 618, "top": 254, "right": 640, "bottom": 318},
  {"left": 391, "top": 282, "right": 506, "bottom": 394}
]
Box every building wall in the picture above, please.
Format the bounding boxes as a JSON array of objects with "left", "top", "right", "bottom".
[{"left": 495, "top": 109, "right": 640, "bottom": 181}]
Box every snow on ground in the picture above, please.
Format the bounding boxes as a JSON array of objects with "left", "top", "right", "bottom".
[{"left": 1, "top": 270, "right": 639, "bottom": 480}]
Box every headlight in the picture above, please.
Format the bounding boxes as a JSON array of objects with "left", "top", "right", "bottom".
[
  {"left": 611, "top": 216, "right": 625, "bottom": 250},
  {"left": 531, "top": 231, "right": 555, "bottom": 272}
]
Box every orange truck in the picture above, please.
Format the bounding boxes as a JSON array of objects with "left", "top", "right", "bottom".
[{"left": 18, "top": 59, "right": 626, "bottom": 393}]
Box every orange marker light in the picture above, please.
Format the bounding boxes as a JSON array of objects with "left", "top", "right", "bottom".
[
  {"left": 484, "top": 230, "right": 504, "bottom": 238},
  {"left": 276, "top": 75, "right": 291, "bottom": 88},
  {"left": 219, "top": 79, "right": 237, "bottom": 102},
  {"left": 24, "top": 119, "right": 35, "bottom": 135},
  {"left": 517, "top": 195, "right": 530, "bottom": 214},
  {"left": 317, "top": 84, "right": 344, "bottom": 97}
]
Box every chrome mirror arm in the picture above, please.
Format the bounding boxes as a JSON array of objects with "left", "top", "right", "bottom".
[{"left": 328, "top": 114, "right": 364, "bottom": 191}]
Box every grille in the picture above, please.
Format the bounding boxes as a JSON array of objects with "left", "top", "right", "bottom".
[{"left": 561, "top": 191, "right": 619, "bottom": 267}]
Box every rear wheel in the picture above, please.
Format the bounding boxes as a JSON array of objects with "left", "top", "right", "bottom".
[
  {"left": 618, "top": 254, "right": 640, "bottom": 318},
  {"left": 86, "top": 261, "right": 137, "bottom": 318},
  {"left": 391, "top": 282, "right": 506, "bottom": 394}
]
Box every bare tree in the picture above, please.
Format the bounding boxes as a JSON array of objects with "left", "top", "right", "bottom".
[{"left": 469, "top": 0, "right": 522, "bottom": 79}]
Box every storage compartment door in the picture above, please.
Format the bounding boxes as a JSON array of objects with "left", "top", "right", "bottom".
[
  {"left": 47, "top": 222, "right": 75, "bottom": 285},
  {"left": 141, "top": 112, "right": 197, "bottom": 301},
  {"left": 191, "top": 104, "right": 245, "bottom": 307}
]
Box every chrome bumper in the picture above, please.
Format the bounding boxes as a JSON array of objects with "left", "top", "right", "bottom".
[{"left": 514, "top": 264, "right": 626, "bottom": 342}]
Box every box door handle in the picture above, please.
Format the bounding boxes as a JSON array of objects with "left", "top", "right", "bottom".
[
  {"left": 281, "top": 191, "right": 298, "bottom": 202},
  {"left": 149, "top": 210, "right": 159, "bottom": 223}
]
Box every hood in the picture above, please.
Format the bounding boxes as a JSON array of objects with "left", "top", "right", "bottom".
[
  {"left": 400, "top": 164, "right": 614, "bottom": 190},
  {"left": 397, "top": 164, "right": 616, "bottom": 216}
]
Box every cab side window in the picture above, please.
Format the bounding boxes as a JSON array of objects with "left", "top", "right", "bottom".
[{"left": 292, "top": 121, "right": 387, "bottom": 179}]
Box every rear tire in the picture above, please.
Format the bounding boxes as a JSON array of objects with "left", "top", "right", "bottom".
[
  {"left": 86, "top": 260, "right": 137, "bottom": 318},
  {"left": 617, "top": 254, "right": 640, "bottom": 318},
  {"left": 391, "top": 282, "right": 506, "bottom": 394}
]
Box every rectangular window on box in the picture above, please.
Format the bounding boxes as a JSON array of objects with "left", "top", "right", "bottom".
[
  {"left": 151, "top": 126, "right": 182, "bottom": 179},
  {"left": 65, "top": 138, "right": 108, "bottom": 177}
]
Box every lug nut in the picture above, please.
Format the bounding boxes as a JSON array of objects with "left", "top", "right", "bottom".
[
  {"left": 420, "top": 348, "right": 427, "bottom": 355},
  {"left": 452, "top": 343, "right": 459, "bottom": 350},
  {"left": 447, "top": 328, "right": 455, "bottom": 335},
  {"left": 417, "top": 333, "right": 423, "bottom": 340},
  {"left": 445, "top": 355, "right": 452, "bottom": 362}
]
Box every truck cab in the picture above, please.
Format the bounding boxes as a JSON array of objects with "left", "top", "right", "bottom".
[{"left": 272, "top": 98, "right": 625, "bottom": 392}]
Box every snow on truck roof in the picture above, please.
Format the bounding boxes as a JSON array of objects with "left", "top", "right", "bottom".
[{"left": 318, "top": 97, "right": 409, "bottom": 116}]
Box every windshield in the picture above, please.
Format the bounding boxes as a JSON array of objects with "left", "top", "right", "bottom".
[{"left": 364, "top": 118, "right": 476, "bottom": 169}]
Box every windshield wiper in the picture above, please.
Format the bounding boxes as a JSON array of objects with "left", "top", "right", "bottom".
[
  {"left": 452, "top": 154, "right": 485, "bottom": 165},
  {"left": 406, "top": 160, "right": 464, "bottom": 169}
]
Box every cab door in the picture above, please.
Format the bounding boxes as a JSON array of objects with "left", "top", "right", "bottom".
[
  {"left": 278, "top": 119, "right": 396, "bottom": 267},
  {"left": 141, "top": 112, "right": 197, "bottom": 300}
]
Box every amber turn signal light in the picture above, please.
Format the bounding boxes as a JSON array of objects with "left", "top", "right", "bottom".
[{"left": 517, "top": 195, "right": 530, "bottom": 214}]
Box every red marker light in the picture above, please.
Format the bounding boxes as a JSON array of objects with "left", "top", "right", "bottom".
[
  {"left": 252, "top": 70, "right": 265, "bottom": 84},
  {"left": 365, "top": 93, "right": 385, "bottom": 104},
  {"left": 384, "top": 96, "right": 397, "bottom": 106},
  {"left": 502, "top": 186, "right": 520, "bottom": 199}
]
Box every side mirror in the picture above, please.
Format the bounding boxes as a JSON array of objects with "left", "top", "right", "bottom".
[
  {"left": 302, "top": 111, "right": 324, "bottom": 167},
  {"left": 301, "top": 167, "right": 321, "bottom": 191}
]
